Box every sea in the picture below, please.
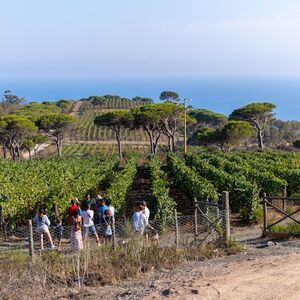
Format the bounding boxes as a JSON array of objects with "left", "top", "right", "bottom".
[{"left": 0, "top": 77, "right": 300, "bottom": 121}]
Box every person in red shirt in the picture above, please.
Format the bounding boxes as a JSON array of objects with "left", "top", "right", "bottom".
[{"left": 68, "top": 199, "right": 79, "bottom": 225}]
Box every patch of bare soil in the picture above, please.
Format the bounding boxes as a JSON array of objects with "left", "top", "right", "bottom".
[{"left": 81, "top": 240, "right": 300, "bottom": 300}]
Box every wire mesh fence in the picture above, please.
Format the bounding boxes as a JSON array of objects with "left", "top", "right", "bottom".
[
  {"left": 0, "top": 209, "right": 229, "bottom": 255},
  {"left": 0, "top": 197, "right": 231, "bottom": 300}
]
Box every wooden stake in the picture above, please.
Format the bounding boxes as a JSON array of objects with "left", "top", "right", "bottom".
[
  {"left": 28, "top": 220, "right": 35, "bottom": 261},
  {"left": 263, "top": 193, "right": 267, "bottom": 237},
  {"left": 222, "top": 191, "right": 230, "bottom": 241},
  {"left": 194, "top": 198, "right": 198, "bottom": 241},
  {"left": 174, "top": 209, "right": 179, "bottom": 247}
]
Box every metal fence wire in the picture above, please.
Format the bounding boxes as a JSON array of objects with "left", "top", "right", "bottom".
[
  {"left": 0, "top": 195, "right": 231, "bottom": 300},
  {"left": 0, "top": 209, "right": 229, "bottom": 254}
]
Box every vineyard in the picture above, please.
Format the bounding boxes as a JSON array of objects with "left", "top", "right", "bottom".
[
  {"left": 59, "top": 100, "right": 170, "bottom": 157},
  {"left": 1, "top": 150, "right": 300, "bottom": 226}
]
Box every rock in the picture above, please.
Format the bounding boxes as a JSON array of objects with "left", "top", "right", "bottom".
[
  {"left": 161, "top": 288, "right": 171, "bottom": 297},
  {"left": 191, "top": 289, "right": 199, "bottom": 294}
]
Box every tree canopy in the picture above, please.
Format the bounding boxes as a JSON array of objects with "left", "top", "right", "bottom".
[
  {"left": 189, "top": 109, "right": 228, "bottom": 128},
  {"left": 131, "top": 104, "right": 165, "bottom": 154},
  {"left": 1, "top": 90, "right": 25, "bottom": 105},
  {"left": 229, "top": 102, "right": 276, "bottom": 149},
  {"left": 159, "top": 91, "right": 180, "bottom": 103},
  {"left": 221, "top": 121, "right": 253, "bottom": 148},
  {"left": 0, "top": 115, "right": 37, "bottom": 160},
  {"left": 37, "top": 113, "right": 76, "bottom": 157},
  {"left": 132, "top": 96, "right": 153, "bottom": 103},
  {"left": 94, "top": 111, "right": 133, "bottom": 160},
  {"left": 14, "top": 102, "right": 61, "bottom": 122}
]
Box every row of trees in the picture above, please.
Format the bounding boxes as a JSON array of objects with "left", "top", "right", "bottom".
[
  {"left": 0, "top": 114, "right": 76, "bottom": 160},
  {"left": 94, "top": 99, "right": 278, "bottom": 157},
  {"left": 1, "top": 89, "right": 297, "bottom": 159},
  {"left": 0, "top": 91, "right": 77, "bottom": 160},
  {"left": 190, "top": 103, "right": 280, "bottom": 151},
  {"left": 94, "top": 102, "right": 184, "bottom": 160}
]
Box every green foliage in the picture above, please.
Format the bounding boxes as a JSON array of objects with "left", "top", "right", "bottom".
[
  {"left": 1, "top": 90, "right": 25, "bottom": 105},
  {"left": 189, "top": 127, "right": 217, "bottom": 146},
  {"left": 229, "top": 102, "right": 276, "bottom": 148},
  {"left": 221, "top": 121, "right": 254, "bottom": 145},
  {"left": 56, "top": 100, "right": 74, "bottom": 110},
  {"left": 37, "top": 113, "right": 76, "bottom": 130},
  {"left": 94, "top": 110, "right": 133, "bottom": 128},
  {"left": 0, "top": 115, "right": 38, "bottom": 159},
  {"left": 14, "top": 102, "right": 61, "bottom": 121},
  {"left": 106, "top": 158, "right": 137, "bottom": 213},
  {"left": 185, "top": 153, "right": 260, "bottom": 223},
  {"left": 188, "top": 109, "right": 228, "bottom": 128},
  {"left": 202, "top": 153, "right": 287, "bottom": 196},
  {"left": 159, "top": 91, "right": 180, "bottom": 103},
  {"left": 132, "top": 96, "right": 153, "bottom": 103},
  {"left": 147, "top": 155, "right": 176, "bottom": 223},
  {"left": 0, "top": 156, "right": 118, "bottom": 225},
  {"left": 167, "top": 153, "right": 219, "bottom": 202},
  {"left": 191, "top": 121, "right": 253, "bottom": 151},
  {"left": 83, "top": 95, "right": 147, "bottom": 108},
  {"left": 230, "top": 102, "right": 276, "bottom": 121}
]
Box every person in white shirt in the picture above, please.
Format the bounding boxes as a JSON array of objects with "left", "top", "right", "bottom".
[
  {"left": 106, "top": 199, "right": 115, "bottom": 220},
  {"left": 81, "top": 205, "right": 100, "bottom": 246},
  {"left": 33, "top": 208, "right": 55, "bottom": 250},
  {"left": 140, "top": 201, "right": 150, "bottom": 222},
  {"left": 132, "top": 205, "right": 154, "bottom": 234}
]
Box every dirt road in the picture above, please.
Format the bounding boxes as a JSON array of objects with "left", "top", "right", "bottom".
[{"left": 89, "top": 241, "right": 300, "bottom": 300}]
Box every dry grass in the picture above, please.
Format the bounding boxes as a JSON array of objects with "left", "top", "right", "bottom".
[{"left": 0, "top": 238, "right": 242, "bottom": 299}]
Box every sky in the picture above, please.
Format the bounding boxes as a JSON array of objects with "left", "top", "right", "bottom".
[{"left": 1, "top": 0, "right": 300, "bottom": 79}]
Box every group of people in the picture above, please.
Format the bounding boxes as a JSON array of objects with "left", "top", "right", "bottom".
[
  {"left": 32, "top": 193, "right": 154, "bottom": 251},
  {"left": 68, "top": 194, "right": 115, "bottom": 251}
]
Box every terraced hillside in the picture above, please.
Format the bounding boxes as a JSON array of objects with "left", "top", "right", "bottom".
[{"left": 62, "top": 100, "right": 170, "bottom": 156}]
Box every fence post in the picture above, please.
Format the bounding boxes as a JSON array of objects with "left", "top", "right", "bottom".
[
  {"left": 28, "top": 220, "right": 35, "bottom": 261},
  {"left": 174, "top": 209, "right": 179, "bottom": 247},
  {"left": 194, "top": 198, "right": 198, "bottom": 241},
  {"left": 0, "top": 204, "right": 4, "bottom": 231},
  {"left": 54, "top": 204, "right": 59, "bottom": 221},
  {"left": 263, "top": 192, "right": 267, "bottom": 237},
  {"left": 222, "top": 191, "right": 230, "bottom": 242},
  {"left": 283, "top": 186, "right": 287, "bottom": 210},
  {"left": 112, "top": 219, "right": 116, "bottom": 251}
]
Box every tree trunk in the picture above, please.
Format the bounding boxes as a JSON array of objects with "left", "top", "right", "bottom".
[
  {"left": 167, "top": 136, "right": 172, "bottom": 152},
  {"left": 153, "top": 132, "right": 161, "bottom": 154},
  {"left": 28, "top": 149, "right": 32, "bottom": 160},
  {"left": 2, "top": 143, "right": 6, "bottom": 159},
  {"left": 145, "top": 127, "right": 154, "bottom": 154},
  {"left": 11, "top": 146, "right": 17, "bottom": 161},
  {"left": 162, "top": 119, "right": 176, "bottom": 153},
  {"left": 56, "top": 138, "right": 63, "bottom": 158},
  {"left": 171, "top": 134, "right": 176, "bottom": 152},
  {"left": 16, "top": 146, "right": 20, "bottom": 160},
  {"left": 257, "top": 128, "right": 264, "bottom": 149}
]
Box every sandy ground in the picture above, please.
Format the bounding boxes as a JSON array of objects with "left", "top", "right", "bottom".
[{"left": 82, "top": 240, "right": 300, "bottom": 300}]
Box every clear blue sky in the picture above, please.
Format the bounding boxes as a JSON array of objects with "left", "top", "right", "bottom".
[{"left": 1, "top": 0, "right": 300, "bottom": 79}]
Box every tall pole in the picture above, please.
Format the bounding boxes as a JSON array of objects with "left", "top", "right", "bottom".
[
  {"left": 184, "top": 98, "right": 190, "bottom": 154},
  {"left": 184, "top": 99, "right": 187, "bottom": 153}
]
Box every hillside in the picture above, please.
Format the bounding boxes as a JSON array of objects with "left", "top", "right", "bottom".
[{"left": 43, "top": 99, "right": 172, "bottom": 157}]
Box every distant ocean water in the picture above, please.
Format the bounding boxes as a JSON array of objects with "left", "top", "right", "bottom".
[{"left": 0, "top": 77, "right": 299, "bottom": 121}]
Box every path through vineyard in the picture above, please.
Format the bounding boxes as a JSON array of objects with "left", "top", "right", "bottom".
[{"left": 126, "top": 166, "right": 151, "bottom": 217}]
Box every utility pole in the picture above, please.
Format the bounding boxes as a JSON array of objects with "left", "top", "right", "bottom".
[{"left": 183, "top": 98, "right": 190, "bottom": 153}]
